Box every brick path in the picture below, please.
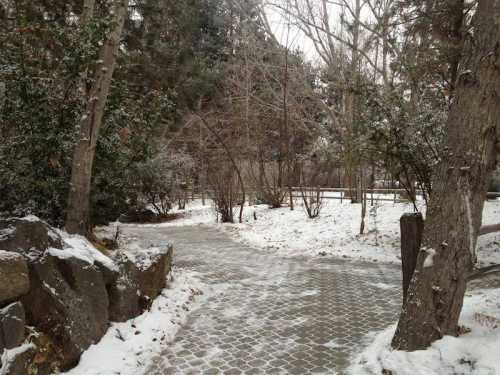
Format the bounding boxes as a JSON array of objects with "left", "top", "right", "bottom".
[{"left": 122, "top": 225, "right": 402, "bottom": 374}]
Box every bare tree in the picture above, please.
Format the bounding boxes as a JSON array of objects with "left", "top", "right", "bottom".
[
  {"left": 299, "top": 160, "right": 325, "bottom": 218},
  {"left": 195, "top": 114, "right": 246, "bottom": 224}
]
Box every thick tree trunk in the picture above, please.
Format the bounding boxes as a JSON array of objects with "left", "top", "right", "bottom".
[
  {"left": 66, "top": 0, "right": 129, "bottom": 235},
  {"left": 391, "top": 0, "right": 500, "bottom": 350}
]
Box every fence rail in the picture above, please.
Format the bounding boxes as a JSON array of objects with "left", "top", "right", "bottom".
[
  {"left": 290, "top": 187, "right": 412, "bottom": 203},
  {"left": 187, "top": 187, "right": 500, "bottom": 203}
]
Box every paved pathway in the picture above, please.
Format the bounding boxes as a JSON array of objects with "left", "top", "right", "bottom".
[{"left": 122, "top": 225, "right": 402, "bottom": 375}]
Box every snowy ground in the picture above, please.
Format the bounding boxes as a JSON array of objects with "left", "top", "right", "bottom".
[
  {"left": 348, "top": 288, "right": 500, "bottom": 375},
  {"left": 140, "top": 198, "right": 500, "bottom": 266},
  {"left": 94, "top": 198, "right": 500, "bottom": 375},
  {"left": 133, "top": 198, "right": 500, "bottom": 375},
  {"left": 64, "top": 269, "right": 209, "bottom": 375}
]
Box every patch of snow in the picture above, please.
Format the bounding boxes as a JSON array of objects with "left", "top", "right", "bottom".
[
  {"left": 120, "top": 243, "right": 171, "bottom": 272},
  {"left": 63, "top": 268, "right": 210, "bottom": 375},
  {"left": 463, "top": 187, "right": 475, "bottom": 258},
  {"left": 348, "top": 288, "right": 500, "bottom": 375},
  {"left": 0, "top": 343, "right": 36, "bottom": 373},
  {"left": 0, "top": 250, "right": 22, "bottom": 261},
  {"left": 298, "top": 290, "right": 320, "bottom": 297},
  {"left": 423, "top": 248, "right": 436, "bottom": 268},
  {"left": 368, "top": 282, "right": 396, "bottom": 290},
  {"left": 222, "top": 307, "right": 244, "bottom": 319},
  {"left": 48, "top": 229, "right": 61, "bottom": 242},
  {"left": 219, "top": 200, "right": 416, "bottom": 263},
  {"left": 19, "top": 215, "right": 41, "bottom": 222},
  {"left": 322, "top": 339, "right": 342, "bottom": 349},
  {"left": 42, "top": 281, "right": 58, "bottom": 296},
  {"left": 51, "top": 232, "right": 118, "bottom": 272},
  {"left": 0, "top": 227, "right": 15, "bottom": 240}
]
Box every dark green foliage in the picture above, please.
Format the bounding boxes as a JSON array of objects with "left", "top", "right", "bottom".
[{"left": 0, "top": 0, "right": 231, "bottom": 226}]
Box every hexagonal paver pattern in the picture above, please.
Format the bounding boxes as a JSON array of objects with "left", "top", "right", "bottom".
[{"left": 121, "top": 225, "right": 402, "bottom": 374}]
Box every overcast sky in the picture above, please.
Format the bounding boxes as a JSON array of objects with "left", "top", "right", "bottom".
[{"left": 264, "top": 3, "right": 320, "bottom": 63}]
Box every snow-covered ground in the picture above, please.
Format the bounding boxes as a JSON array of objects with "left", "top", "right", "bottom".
[
  {"left": 142, "top": 198, "right": 500, "bottom": 266},
  {"left": 64, "top": 268, "right": 209, "bottom": 375},
  {"left": 107, "top": 198, "right": 500, "bottom": 375},
  {"left": 212, "top": 199, "right": 500, "bottom": 375},
  {"left": 348, "top": 288, "right": 500, "bottom": 375}
]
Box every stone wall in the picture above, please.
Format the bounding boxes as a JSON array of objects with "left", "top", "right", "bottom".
[{"left": 0, "top": 217, "right": 173, "bottom": 374}]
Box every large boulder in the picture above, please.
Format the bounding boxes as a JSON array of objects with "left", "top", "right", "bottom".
[
  {"left": 0, "top": 302, "right": 25, "bottom": 353},
  {"left": 0, "top": 216, "right": 114, "bottom": 370},
  {"left": 109, "top": 245, "right": 173, "bottom": 322},
  {"left": 134, "top": 245, "right": 173, "bottom": 300},
  {"left": 0, "top": 252, "right": 29, "bottom": 306},
  {"left": 0, "top": 215, "right": 174, "bottom": 371},
  {"left": 21, "top": 252, "right": 110, "bottom": 369},
  {"left": 0, "top": 217, "right": 62, "bottom": 255},
  {"left": 107, "top": 256, "right": 141, "bottom": 322}
]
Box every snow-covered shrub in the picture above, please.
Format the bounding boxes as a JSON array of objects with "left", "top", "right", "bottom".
[{"left": 133, "top": 151, "right": 194, "bottom": 216}]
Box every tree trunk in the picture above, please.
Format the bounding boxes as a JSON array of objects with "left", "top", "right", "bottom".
[
  {"left": 391, "top": 0, "right": 500, "bottom": 350},
  {"left": 400, "top": 213, "right": 424, "bottom": 303},
  {"left": 359, "top": 168, "right": 367, "bottom": 234},
  {"left": 65, "top": 0, "right": 129, "bottom": 235},
  {"left": 345, "top": 0, "right": 362, "bottom": 204},
  {"left": 81, "top": 0, "right": 95, "bottom": 24}
]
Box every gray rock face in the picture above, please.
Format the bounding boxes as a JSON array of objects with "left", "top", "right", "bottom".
[
  {"left": 107, "top": 260, "right": 141, "bottom": 322},
  {"left": 0, "top": 216, "right": 111, "bottom": 369},
  {"left": 135, "top": 245, "right": 173, "bottom": 301},
  {"left": 0, "top": 215, "right": 174, "bottom": 372},
  {"left": 0, "top": 217, "right": 63, "bottom": 255},
  {"left": 0, "top": 302, "right": 25, "bottom": 353},
  {"left": 21, "top": 253, "right": 109, "bottom": 369},
  {"left": 109, "top": 245, "right": 173, "bottom": 322},
  {"left": 0, "top": 252, "right": 29, "bottom": 306}
]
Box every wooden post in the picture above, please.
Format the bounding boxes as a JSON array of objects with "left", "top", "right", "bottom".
[{"left": 400, "top": 212, "right": 424, "bottom": 303}]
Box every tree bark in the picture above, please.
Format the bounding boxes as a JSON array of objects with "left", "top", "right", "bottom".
[
  {"left": 400, "top": 213, "right": 424, "bottom": 303},
  {"left": 345, "top": 0, "right": 362, "bottom": 204},
  {"left": 391, "top": 0, "right": 500, "bottom": 350},
  {"left": 66, "top": 0, "right": 129, "bottom": 235},
  {"left": 81, "top": 0, "right": 95, "bottom": 24}
]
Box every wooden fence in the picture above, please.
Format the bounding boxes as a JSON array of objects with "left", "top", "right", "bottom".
[
  {"left": 290, "top": 187, "right": 413, "bottom": 203},
  {"left": 187, "top": 187, "right": 500, "bottom": 203}
]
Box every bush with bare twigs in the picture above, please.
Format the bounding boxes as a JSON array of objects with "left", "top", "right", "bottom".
[{"left": 207, "top": 161, "right": 244, "bottom": 223}]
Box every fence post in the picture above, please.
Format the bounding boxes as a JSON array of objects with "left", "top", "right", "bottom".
[{"left": 400, "top": 212, "right": 424, "bottom": 304}]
